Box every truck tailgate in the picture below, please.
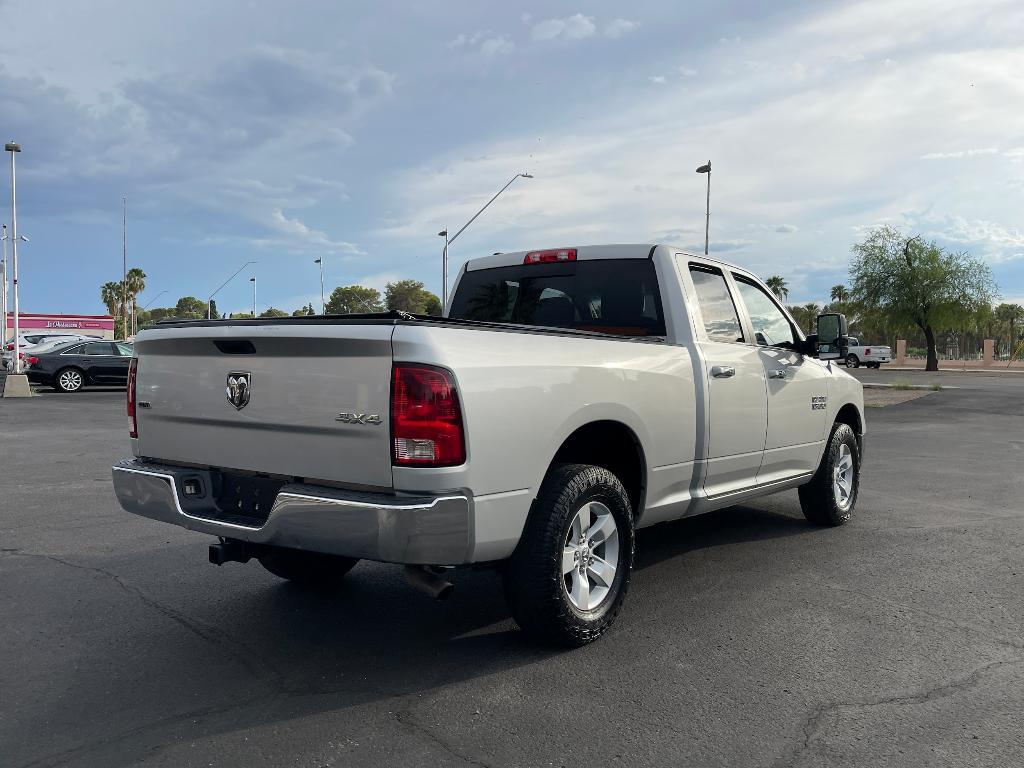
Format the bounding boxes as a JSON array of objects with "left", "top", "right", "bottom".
[{"left": 132, "top": 323, "right": 395, "bottom": 489}]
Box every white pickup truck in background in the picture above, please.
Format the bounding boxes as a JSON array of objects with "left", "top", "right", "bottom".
[
  {"left": 112, "top": 244, "right": 865, "bottom": 646},
  {"left": 844, "top": 337, "right": 891, "bottom": 368}
]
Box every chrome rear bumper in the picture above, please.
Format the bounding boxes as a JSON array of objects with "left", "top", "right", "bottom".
[{"left": 112, "top": 459, "right": 472, "bottom": 565}]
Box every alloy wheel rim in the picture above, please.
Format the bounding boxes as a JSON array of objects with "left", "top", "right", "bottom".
[
  {"left": 562, "top": 501, "right": 619, "bottom": 611},
  {"left": 60, "top": 371, "right": 82, "bottom": 391},
  {"left": 832, "top": 443, "right": 855, "bottom": 511}
]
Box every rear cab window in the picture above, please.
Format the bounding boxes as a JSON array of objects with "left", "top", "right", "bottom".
[
  {"left": 686, "top": 264, "right": 744, "bottom": 343},
  {"left": 448, "top": 258, "right": 665, "bottom": 336}
]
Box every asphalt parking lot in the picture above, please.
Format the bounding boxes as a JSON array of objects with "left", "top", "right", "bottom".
[{"left": 2, "top": 381, "right": 1023, "bottom": 768}]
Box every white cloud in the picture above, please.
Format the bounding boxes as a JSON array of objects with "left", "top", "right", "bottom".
[
  {"left": 649, "top": 75, "right": 667, "bottom": 85},
  {"left": 678, "top": 66, "right": 698, "bottom": 77},
  {"left": 378, "top": 0, "right": 1024, "bottom": 297},
  {"left": 921, "top": 147, "right": 998, "bottom": 160},
  {"left": 605, "top": 19, "right": 641, "bottom": 39},
  {"left": 480, "top": 35, "right": 515, "bottom": 56},
  {"left": 531, "top": 14, "right": 596, "bottom": 41}
]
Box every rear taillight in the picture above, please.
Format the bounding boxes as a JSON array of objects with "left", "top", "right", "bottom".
[
  {"left": 4, "top": 343, "right": 12, "bottom": 350},
  {"left": 391, "top": 364, "right": 465, "bottom": 467},
  {"left": 524, "top": 248, "right": 576, "bottom": 264},
  {"left": 127, "top": 358, "right": 138, "bottom": 438},
  {"left": 25, "top": 356, "right": 39, "bottom": 366}
]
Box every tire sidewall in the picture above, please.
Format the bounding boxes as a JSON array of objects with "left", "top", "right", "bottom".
[
  {"left": 846, "top": 354, "right": 859, "bottom": 368},
  {"left": 553, "top": 476, "right": 634, "bottom": 624},
  {"left": 821, "top": 424, "right": 860, "bottom": 523}
]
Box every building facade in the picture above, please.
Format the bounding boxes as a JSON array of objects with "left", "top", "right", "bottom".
[{"left": 4, "top": 313, "right": 116, "bottom": 340}]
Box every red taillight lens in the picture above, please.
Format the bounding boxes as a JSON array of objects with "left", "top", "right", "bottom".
[
  {"left": 127, "top": 358, "right": 138, "bottom": 438},
  {"left": 524, "top": 248, "right": 577, "bottom": 264},
  {"left": 4, "top": 343, "right": 12, "bottom": 350},
  {"left": 25, "top": 356, "right": 39, "bottom": 366},
  {"left": 391, "top": 364, "right": 465, "bottom": 467}
]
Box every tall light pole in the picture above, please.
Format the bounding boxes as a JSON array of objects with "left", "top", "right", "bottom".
[
  {"left": 207, "top": 260, "right": 257, "bottom": 319},
  {"left": 439, "top": 172, "right": 533, "bottom": 308},
  {"left": 1, "top": 224, "right": 7, "bottom": 345},
  {"left": 140, "top": 290, "right": 167, "bottom": 310},
  {"left": 250, "top": 276, "right": 256, "bottom": 318},
  {"left": 6, "top": 142, "right": 22, "bottom": 374},
  {"left": 438, "top": 229, "right": 449, "bottom": 306},
  {"left": 314, "top": 257, "right": 325, "bottom": 314},
  {"left": 695, "top": 161, "right": 711, "bottom": 255},
  {"left": 122, "top": 196, "right": 129, "bottom": 338}
]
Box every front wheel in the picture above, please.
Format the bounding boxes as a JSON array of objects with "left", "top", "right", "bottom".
[
  {"left": 798, "top": 423, "right": 860, "bottom": 526},
  {"left": 503, "top": 463, "right": 635, "bottom": 647},
  {"left": 55, "top": 367, "right": 85, "bottom": 392},
  {"left": 257, "top": 546, "right": 358, "bottom": 588},
  {"left": 846, "top": 354, "right": 860, "bottom": 368}
]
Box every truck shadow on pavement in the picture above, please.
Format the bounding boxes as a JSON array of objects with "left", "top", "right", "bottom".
[{"left": 13, "top": 502, "right": 818, "bottom": 768}]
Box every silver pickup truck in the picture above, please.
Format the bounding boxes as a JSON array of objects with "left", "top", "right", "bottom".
[{"left": 113, "top": 244, "right": 865, "bottom": 646}]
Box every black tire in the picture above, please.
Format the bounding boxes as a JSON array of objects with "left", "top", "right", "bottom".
[
  {"left": 798, "top": 423, "right": 860, "bottom": 526},
  {"left": 846, "top": 354, "right": 860, "bottom": 368},
  {"left": 54, "top": 367, "right": 85, "bottom": 392},
  {"left": 257, "top": 546, "right": 358, "bottom": 588},
  {"left": 503, "top": 463, "right": 635, "bottom": 647}
]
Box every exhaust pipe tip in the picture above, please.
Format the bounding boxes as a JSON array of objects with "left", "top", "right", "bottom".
[{"left": 404, "top": 565, "right": 455, "bottom": 600}]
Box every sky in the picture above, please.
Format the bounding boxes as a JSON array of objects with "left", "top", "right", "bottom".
[{"left": 1, "top": 0, "right": 1023, "bottom": 317}]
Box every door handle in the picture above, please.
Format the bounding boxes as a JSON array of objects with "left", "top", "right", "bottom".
[
  {"left": 710, "top": 365, "right": 736, "bottom": 378},
  {"left": 768, "top": 368, "right": 788, "bottom": 379}
]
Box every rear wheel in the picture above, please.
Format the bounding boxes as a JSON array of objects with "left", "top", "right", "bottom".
[
  {"left": 257, "top": 547, "right": 358, "bottom": 588},
  {"left": 846, "top": 354, "right": 860, "bottom": 368},
  {"left": 503, "top": 463, "right": 635, "bottom": 647},
  {"left": 798, "top": 423, "right": 860, "bottom": 526},
  {"left": 54, "top": 367, "right": 85, "bottom": 392}
]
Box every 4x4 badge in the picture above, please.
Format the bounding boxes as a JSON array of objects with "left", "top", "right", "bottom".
[{"left": 226, "top": 372, "right": 251, "bottom": 410}]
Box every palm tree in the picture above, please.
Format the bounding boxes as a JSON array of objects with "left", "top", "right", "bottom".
[
  {"left": 125, "top": 267, "right": 146, "bottom": 336},
  {"left": 830, "top": 284, "right": 849, "bottom": 303},
  {"left": 802, "top": 302, "right": 821, "bottom": 334},
  {"left": 765, "top": 275, "right": 789, "bottom": 302},
  {"left": 100, "top": 281, "right": 124, "bottom": 317}
]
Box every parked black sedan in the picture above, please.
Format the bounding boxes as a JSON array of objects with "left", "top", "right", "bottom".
[{"left": 25, "top": 340, "right": 133, "bottom": 392}]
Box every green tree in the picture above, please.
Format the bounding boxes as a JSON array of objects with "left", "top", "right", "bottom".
[
  {"left": 850, "top": 226, "right": 997, "bottom": 371},
  {"left": 146, "top": 307, "right": 178, "bottom": 323},
  {"left": 259, "top": 307, "right": 288, "bottom": 318},
  {"left": 292, "top": 303, "right": 316, "bottom": 316},
  {"left": 209, "top": 299, "right": 220, "bottom": 320},
  {"left": 100, "top": 281, "right": 124, "bottom": 317},
  {"left": 385, "top": 279, "right": 441, "bottom": 314},
  {"left": 764, "top": 275, "right": 789, "bottom": 302},
  {"left": 125, "top": 267, "right": 146, "bottom": 334},
  {"left": 830, "top": 284, "right": 850, "bottom": 303},
  {"left": 174, "top": 296, "right": 208, "bottom": 319},
  {"left": 228, "top": 312, "right": 254, "bottom": 319},
  {"left": 994, "top": 303, "right": 1024, "bottom": 355},
  {"left": 326, "top": 285, "right": 383, "bottom": 314}
]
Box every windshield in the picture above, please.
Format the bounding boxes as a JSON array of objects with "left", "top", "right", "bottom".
[{"left": 448, "top": 258, "right": 665, "bottom": 336}]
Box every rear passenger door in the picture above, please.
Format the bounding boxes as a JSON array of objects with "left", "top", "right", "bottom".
[
  {"left": 730, "top": 274, "right": 830, "bottom": 483},
  {"left": 80, "top": 342, "right": 121, "bottom": 382},
  {"left": 683, "top": 261, "right": 767, "bottom": 498}
]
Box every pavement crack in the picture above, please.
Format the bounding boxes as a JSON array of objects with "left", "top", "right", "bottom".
[
  {"left": 769, "top": 657, "right": 1024, "bottom": 767},
  {"left": 392, "top": 709, "right": 498, "bottom": 768},
  {"left": 2, "top": 549, "right": 284, "bottom": 684}
]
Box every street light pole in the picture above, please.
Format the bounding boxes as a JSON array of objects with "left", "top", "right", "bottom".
[
  {"left": 207, "top": 260, "right": 257, "bottom": 319},
  {"left": 439, "top": 172, "right": 533, "bottom": 308},
  {"left": 1, "top": 224, "right": 7, "bottom": 346},
  {"left": 314, "top": 258, "right": 325, "bottom": 314},
  {"left": 6, "top": 142, "right": 22, "bottom": 374},
  {"left": 695, "top": 160, "right": 711, "bottom": 255},
  {"left": 122, "top": 196, "right": 129, "bottom": 338},
  {"left": 437, "top": 229, "right": 449, "bottom": 307},
  {"left": 250, "top": 276, "right": 256, "bottom": 318}
]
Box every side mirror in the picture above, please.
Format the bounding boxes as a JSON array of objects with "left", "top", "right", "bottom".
[{"left": 816, "top": 313, "right": 848, "bottom": 360}]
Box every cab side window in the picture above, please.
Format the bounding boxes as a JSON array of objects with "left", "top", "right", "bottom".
[
  {"left": 688, "top": 264, "right": 744, "bottom": 343},
  {"left": 733, "top": 276, "right": 799, "bottom": 350}
]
